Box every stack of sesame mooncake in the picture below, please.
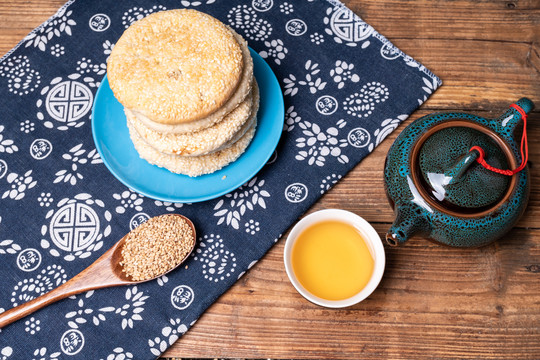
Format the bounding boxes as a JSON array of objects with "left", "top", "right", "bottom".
[{"left": 107, "top": 9, "right": 259, "bottom": 177}]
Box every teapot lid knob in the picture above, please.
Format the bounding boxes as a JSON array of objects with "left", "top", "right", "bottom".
[{"left": 414, "top": 123, "right": 512, "bottom": 211}]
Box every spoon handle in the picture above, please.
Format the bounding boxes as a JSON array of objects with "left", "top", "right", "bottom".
[
  {"left": 0, "top": 275, "right": 92, "bottom": 328},
  {"left": 0, "top": 241, "right": 127, "bottom": 329}
]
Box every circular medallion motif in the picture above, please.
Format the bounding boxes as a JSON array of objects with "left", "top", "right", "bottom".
[
  {"left": 16, "top": 248, "right": 42, "bottom": 272},
  {"left": 316, "top": 95, "right": 338, "bottom": 115},
  {"left": 285, "top": 19, "right": 307, "bottom": 36},
  {"left": 252, "top": 0, "right": 273, "bottom": 12},
  {"left": 285, "top": 183, "right": 308, "bottom": 203},
  {"left": 49, "top": 202, "right": 100, "bottom": 252},
  {"left": 129, "top": 212, "right": 150, "bottom": 231},
  {"left": 380, "top": 42, "right": 400, "bottom": 60},
  {"left": 330, "top": 7, "right": 373, "bottom": 42},
  {"left": 60, "top": 329, "right": 85, "bottom": 356},
  {"left": 45, "top": 80, "right": 93, "bottom": 123},
  {"left": 29, "top": 139, "right": 53, "bottom": 160},
  {"left": 348, "top": 127, "right": 371, "bottom": 148},
  {"left": 171, "top": 285, "right": 195, "bottom": 310},
  {"left": 89, "top": 13, "right": 111, "bottom": 32}
]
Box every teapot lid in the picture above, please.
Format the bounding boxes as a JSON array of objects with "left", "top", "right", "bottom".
[{"left": 416, "top": 124, "right": 510, "bottom": 211}]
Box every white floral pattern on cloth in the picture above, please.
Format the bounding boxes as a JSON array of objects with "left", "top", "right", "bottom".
[
  {"left": 148, "top": 318, "right": 187, "bottom": 357},
  {"left": 11, "top": 264, "right": 67, "bottom": 306},
  {"left": 65, "top": 291, "right": 96, "bottom": 328},
  {"left": 37, "top": 192, "right": 54, "bottom": 207},
  {"left": 31, "top": 347, "right": 60, "bottom": 360},
  {"left": 0, "top": 239, "right": 21, "bottom": 255},
  {"left": 227, "top": 4, "right": 272, "bottom": 41},
  {"left": 76, "top": 57, "right": 106, "bottom": 78},
  {"left": 50, "top": 44, "right": 65, "bottom": 57},
  {"left": 0, "top": 55, "right": 41, "bottom": 95},
  {"left": 156, "top": 275, "right": 168, "bottom": 287},
  {"left": 180, "top": 0, "right": 216, "bottom": 6},
  {"left": 193, "top": 234, "right": 237, "bottom": 282},
  {"left": 283, "top": 105, "right": 301, "bottom": 132},
  {"left": 0, "top": 347, "right": 12, "bottom": 360},
  {"left": 279, "top": 2, "right": 294, "bottom": 14},
  {"left": 2, "top": 170, "right": 37, "bottom": 200},
  {"left": 100, "top": 348, "right": 134, "bottom": 360},
  {"left": 40, "top": 194, "right": 111, "bottom": 261},
  {"left": 23, "top": 7, "right": 76, "bottom": 52},
  {"left": 310, "top": 32, "right": 324, "bottom": 45},
  {"left": 417, "top": 76, "right": 439, "bottom": 106},
  {"left": 122, "top": 5, "right": 167, "bottom": 28},
  {"left": 0, "top": 217, "right": 22, "bottom": 255},
  {"left": 244, "top": 219, "right": 260, "bottom": 235},
  {"left": 66, "top": 287, "right": 148, "bottom": 330},
  {"left": 100, "top": 286, "right": 149, "bottom": 330},
  {"left": 20, "top": 120, "right": 36, "bottom": 134},
  {"left": 154, "top": 200, "right": 187, "bottom": 212},
  {"left": 213, "top": 177, "right": 270, "bottom": 229},
  {"left": 0, "top": 126, "right": 18, "bottom": 154},
  {"left": 259, "top": 39, "right": 288, "bottom": 65},
  {"left": 330, "top": 60, "right": 360, "bottom": 89},
  {"left": 102, "top": 40, "right": 114, "bottom": 58},
  {"left": 298, "top": 60, "right": 327, "bottom": 93},
  {"left": 343, "top": 81, "right": 389, "bottom": 118},
  {"left": 36, "top": 74, "right": 95, "bottom": 131},
  {"left": 323, "top": 5, "right": 373, "bottom": 47},
  {"left": 113, "top": 189, "right": 144, "bottom": 214},
  {"left": 54, "top": 144, "right": 102, "bottom": 186},
  {"left": 295, "top": 119, "right": 349, "bottom": 166},
  {"left": 24, "top": 317, "right": 41, "bottom": 335},
  {"left": 283, "top": 60, "right": 327, "bottom": 96},
  {"left": 320, "top": 173, "right": 342, "bottom": 194},
  {"left": 367, "top": 114, "right": 408, "bottom": 152}
]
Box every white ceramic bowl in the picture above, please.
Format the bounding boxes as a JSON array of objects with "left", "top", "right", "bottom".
[{"left": 283, "top": 209, "right": 385, "bottom": 308}]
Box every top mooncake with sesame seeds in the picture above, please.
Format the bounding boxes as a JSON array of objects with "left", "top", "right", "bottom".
[
  {"left": 107, "top": 9, "right": 244, "bottom": 125},
  {"left": 129, "top": 27, "right": 254, "bottom": 134}
]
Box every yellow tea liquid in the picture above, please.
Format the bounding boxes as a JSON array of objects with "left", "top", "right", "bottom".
[{"left": 291, "top": 221, "right": 374, "bottom": 301}]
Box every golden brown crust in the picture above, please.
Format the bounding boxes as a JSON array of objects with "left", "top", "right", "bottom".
[
  {"left": 128, "top": 80, "right": 259, "bottom": 156},
  {"left": 130, "top": 27, "right": 254, "bottom": 134},
  {"left": 127, "top": 118, "right": 257, "bottom": 177},
  {"left": 107, "top": 9, "right": 244, "bottom": 125}
]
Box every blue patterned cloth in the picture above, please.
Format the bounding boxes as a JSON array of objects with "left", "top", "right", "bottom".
[{"left": 0, "top": 0, "right": 440, "bottom": 358}]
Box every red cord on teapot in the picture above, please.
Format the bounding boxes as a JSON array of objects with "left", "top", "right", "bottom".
[{"left": 469, "top": 103, "right": 528, "bottom": 176}]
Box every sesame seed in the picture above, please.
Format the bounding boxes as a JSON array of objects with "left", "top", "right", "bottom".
[{"left": 120, "top": 214, "right": 195, "bottom": 281}]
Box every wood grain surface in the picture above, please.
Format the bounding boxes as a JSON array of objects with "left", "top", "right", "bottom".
[{"left": 0, "top": 1, "right": 538, "bottom": 359}]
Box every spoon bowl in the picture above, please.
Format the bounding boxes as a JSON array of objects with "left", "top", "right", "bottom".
[{"left": 0, "top": 214, "right": 196, "bottom": 329}]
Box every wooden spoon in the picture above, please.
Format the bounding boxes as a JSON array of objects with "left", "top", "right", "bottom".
[{"left": 0, "top": 214, "right": 196, "bottom": 329}]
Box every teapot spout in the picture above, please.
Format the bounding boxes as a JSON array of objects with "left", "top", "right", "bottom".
[
  {"left": 385, "top": 208, "right": 427, "bottom": 246},
  {"left": 494, "top": 98, "right": 534, "bottom": 134}
]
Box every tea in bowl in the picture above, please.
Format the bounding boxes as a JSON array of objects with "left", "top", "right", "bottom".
[{"left": 283, "top": 209, "right": 385, "bottom": 308}]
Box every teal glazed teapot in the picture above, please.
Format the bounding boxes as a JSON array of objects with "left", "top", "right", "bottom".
[{"left": 384, "top": 98, "right": 533, "bottom": 247}]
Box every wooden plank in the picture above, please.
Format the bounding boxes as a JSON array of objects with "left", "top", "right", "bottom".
[
  {"left": 165, "top": 227, "right": 540, "bottom": 359},
  {"left": 0, "top": 1, "right": 537, "bottom": 359},
  {"left": 344, "top": 0, "right": 540, "bottom": 43}
]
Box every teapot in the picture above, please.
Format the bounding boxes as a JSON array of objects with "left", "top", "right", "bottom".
[{"left": 383, "top": 98, "right": 533, "bottom": 247}]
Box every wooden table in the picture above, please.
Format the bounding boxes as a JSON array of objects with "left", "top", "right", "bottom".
[{"left": 1, "top": 1, "right": 539, "bottom": 359}]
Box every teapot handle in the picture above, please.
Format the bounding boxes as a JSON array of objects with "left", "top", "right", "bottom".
[{"left": 491, "top": 98, "right": 534, "bottom": 140}]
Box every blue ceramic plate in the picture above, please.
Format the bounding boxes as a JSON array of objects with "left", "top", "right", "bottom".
[{"left": 92, "top": 49, "right": 284, "bottom": 203}]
